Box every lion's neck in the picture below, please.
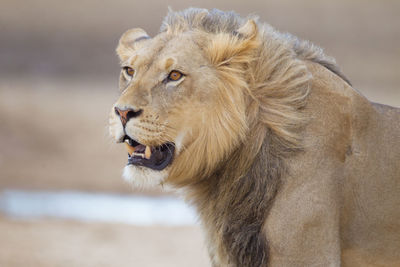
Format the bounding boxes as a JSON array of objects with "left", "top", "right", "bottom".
[{"left": 187, "top": 128, "right": 285, "bottom": 266}]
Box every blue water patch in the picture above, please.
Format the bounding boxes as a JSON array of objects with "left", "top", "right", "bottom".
[{"left": 0, "top": 190, "right": 198, "bottom": 226}]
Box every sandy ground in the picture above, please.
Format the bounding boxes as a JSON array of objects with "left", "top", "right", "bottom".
[
  {"left": 0, "top": 216, "right": 209, "bottom": 267},
  {"left": 0, "top": 0, "right": 399, "bottom": 266}
]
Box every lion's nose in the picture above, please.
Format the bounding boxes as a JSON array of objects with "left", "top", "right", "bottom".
[{"left": 114, "top": 107, "right": 143, "bottom": 127}]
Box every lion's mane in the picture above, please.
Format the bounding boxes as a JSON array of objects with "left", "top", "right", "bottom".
[{"left": 159, "top": 8, "right": 350, "bottom": 266}]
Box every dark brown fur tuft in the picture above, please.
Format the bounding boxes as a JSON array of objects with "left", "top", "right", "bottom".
[{"left": 187, "top": 127, "right": 292, "bottom": 266}]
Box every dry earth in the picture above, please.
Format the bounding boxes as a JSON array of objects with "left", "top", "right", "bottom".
[{"left": 0, "top": 216, "right": 209, "bottom": 267}]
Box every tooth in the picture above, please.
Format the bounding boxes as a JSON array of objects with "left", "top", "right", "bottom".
[
  {"left": 125, "top": 143, "right": 135, "bottom": 156},
  {"left": 145, "top": 146, "right": 152, "bottom": 159}
]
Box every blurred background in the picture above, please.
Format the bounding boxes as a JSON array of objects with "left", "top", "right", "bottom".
[{"left": 0, "top": 0, "right": 399, "bottom": 266}]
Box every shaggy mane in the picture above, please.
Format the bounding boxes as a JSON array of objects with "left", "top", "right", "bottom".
[
  {"left": 161, "top": 8, "right": 350, "bottom": 154},
  {"left": 160, "top": 8, "right": 351, "bottom": 266}
]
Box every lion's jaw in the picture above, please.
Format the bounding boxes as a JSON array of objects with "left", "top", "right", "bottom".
[{"left": 121, "top": 128, "right": 188, "bottom": 188}]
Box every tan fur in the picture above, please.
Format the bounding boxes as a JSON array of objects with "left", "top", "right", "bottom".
[{"left": 110, "top": 8, "right": 400, "bottom": 266}]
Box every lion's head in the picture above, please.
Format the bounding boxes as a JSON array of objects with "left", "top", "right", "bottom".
[{"left": 109, "top": 8, "right": 311, "bottom": 188}]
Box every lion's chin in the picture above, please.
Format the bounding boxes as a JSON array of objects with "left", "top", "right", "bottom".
[{"left": 122, "top": 165, "right": 168, "bottom": 189}]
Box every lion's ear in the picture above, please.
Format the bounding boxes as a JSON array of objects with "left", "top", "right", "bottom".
[
  {"left": 234, "top": 19, "right": 258, "bottom": 40},
  {"left": 116, "top": 28, "right": 150, "bottom": 61},
  {"left": 207, "top": 20, "right": 259, "bottom": 67}
]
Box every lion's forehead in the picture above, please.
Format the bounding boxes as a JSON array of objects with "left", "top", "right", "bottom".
[{"left": 132, "top": 33, "right": 206, "bottom": 71}]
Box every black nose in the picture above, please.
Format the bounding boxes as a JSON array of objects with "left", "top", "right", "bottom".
[{"left": 114, "top": 107, "right": 143, "bottom": 127}]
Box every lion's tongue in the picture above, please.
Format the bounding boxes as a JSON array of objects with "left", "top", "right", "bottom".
[{"left": 125, "top": 143, "right": 152, "bottom": 159}]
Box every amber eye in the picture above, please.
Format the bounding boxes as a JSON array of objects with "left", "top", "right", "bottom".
[
  {"left": 168, "top": 70, "right": 183, "bottom": 81},
  {"left": 123, "top": 67, "right": 135, "bottom": 77}
]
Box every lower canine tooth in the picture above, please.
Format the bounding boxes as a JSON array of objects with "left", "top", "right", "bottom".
[{"left": 145, "top": 146, "right": 152, "bottom": 159}]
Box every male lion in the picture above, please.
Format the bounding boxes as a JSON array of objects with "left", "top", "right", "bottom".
[{"left": 109, "top": 8, "right": 400, "bottom": 267}]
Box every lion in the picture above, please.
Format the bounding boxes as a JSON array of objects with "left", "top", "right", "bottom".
[{"left": 109, "top": 8, "right": 400, "bottom": 267}]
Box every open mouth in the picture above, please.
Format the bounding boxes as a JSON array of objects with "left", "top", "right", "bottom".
[{"left": 123, "top": 135, "right": 175, "bottom": 171}]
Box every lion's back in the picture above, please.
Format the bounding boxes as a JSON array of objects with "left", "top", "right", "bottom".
[{"left": 305, "top": 61, "right": 400, "bottom": 266}]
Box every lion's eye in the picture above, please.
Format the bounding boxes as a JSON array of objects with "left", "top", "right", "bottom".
[
  {"left": 167, "top": 70, "right": 183, "bottom": 81},
  {"left": 123, "top": 67, "right": 135, "bottom": 77}
]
